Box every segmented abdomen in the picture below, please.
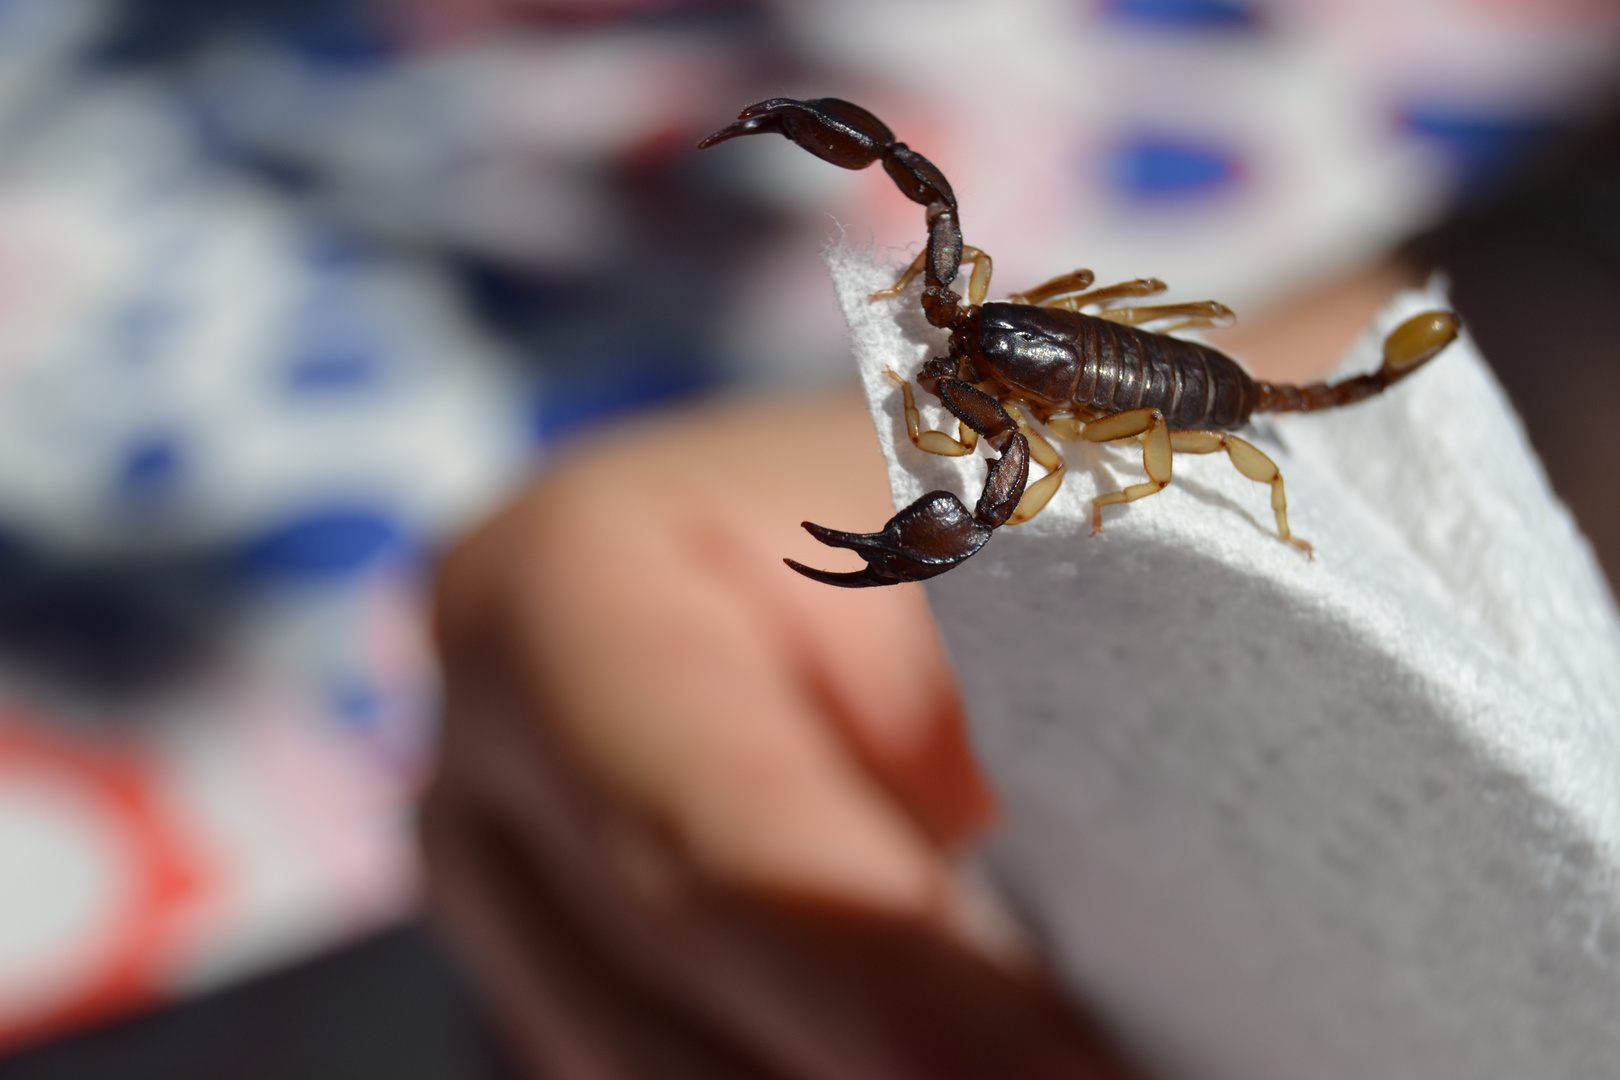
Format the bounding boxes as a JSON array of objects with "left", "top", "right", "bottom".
[{"left": 1071, "top": 314, "right": 1259, "bottom": 430}]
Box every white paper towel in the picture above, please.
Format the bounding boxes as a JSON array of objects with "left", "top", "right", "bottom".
[{"left": 827, "top": 243, "right": 1620, "bottom": 1080}]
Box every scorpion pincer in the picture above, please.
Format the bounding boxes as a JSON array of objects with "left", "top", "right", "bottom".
[{"left": 699, "top": 98, "right": 1460, "bottom": 588}]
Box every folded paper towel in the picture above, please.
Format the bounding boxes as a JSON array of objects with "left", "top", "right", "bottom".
[{"left": 829, "top": 243, "right": 1620, "bottom": 1080}]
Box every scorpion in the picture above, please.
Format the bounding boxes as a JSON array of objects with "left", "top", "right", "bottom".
[{"left": 699, "top": 98, "right": 1460, "bottom": 588}]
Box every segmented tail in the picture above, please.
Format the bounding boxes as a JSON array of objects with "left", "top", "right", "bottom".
[{"left": 1256, "top": 310, "right": 1460, "bottom": 414}]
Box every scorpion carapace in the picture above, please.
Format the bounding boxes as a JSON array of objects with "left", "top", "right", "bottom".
[{"left": 700, "top": 97, "right": 1461, "bottom": 588}]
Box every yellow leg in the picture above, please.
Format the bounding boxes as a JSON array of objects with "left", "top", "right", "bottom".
[
  {"left": 1047, "top": 412, "right": 1085, "bottom": 441},
  {"left": 885, "top": 369, "right": 977, "bottom": 456},
  {"left": 1007, "top": 411, "right": 1065, "bottom": 524},
  {"left": 1050, "top": 277, "right": 1167, "bottom": 312},
  {"left": 1169, "top": 430, "right": 1312, "bottom": 556},
  {"left": 870, "top": 251, "right": 926, "bottom": 302},
  {"left": 1009, "top": 268, "right": 1095, "bottom": 306},
  {"left": 1094, "top": 300, "right": 1234, "bottom": 328},
  {"left": 884, "top": 376, "right": 1067, "bottom": 526},
  {"left": 1079, "top": 408, "right": 1171, "bottom": 534},
  {"left": 964, "top": 246, "right": 992, "bottom": 305},
  {"left": 870, "top": 246, "right": 993, "bottom": 304}
]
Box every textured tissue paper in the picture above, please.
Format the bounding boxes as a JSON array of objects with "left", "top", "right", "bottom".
[{"left": 828, "top": 244, "right": 1620, "bottom": 1080}]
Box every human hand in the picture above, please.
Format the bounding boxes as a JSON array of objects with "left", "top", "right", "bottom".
[{"left": 423, "top": 391, "right": 1144, "bottom": 1079}]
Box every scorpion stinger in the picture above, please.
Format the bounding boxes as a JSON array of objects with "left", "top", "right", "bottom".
[{"left": 700, "top": 98, "right": 1461, "bottom": 587}]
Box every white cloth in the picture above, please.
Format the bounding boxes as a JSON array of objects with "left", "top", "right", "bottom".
[{"left": 828, "top": 243, "right": 1620, "bottom": 1080}]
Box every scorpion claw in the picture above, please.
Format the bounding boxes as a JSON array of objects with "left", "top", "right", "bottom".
[
  {"left": 695, "top": 115, "right": 772, "bottom": 148},
  {"left": 784, "top": 491, "right": 994, "bottom": 588},
  {"left": 781, "top": 558, "right": 899, "bottom": 589},
  {"left": 697, "top": 98, "right": 894, "bottom": 170}
]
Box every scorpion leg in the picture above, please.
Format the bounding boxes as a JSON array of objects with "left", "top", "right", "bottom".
[
  {"left": 1008, "top": 269, "right": 1095, "bottom": 306},
  {"left": 872, "top": 246, "right": 992, "bottom": 305},
  {"left": 1007, "top": 411, "right": 1065, "bottom": 525},
  {"left": 887, "top": 369, "right": 978, "bottom": 456},
  {"left": 962, "top": 245, "right": 992, "bottom": 305},
  {"left": 1169, "top": 431, "right": 1313, "bottom": 556},
  {"left": 1050, "top": 277, "right": 1168, "bottom": 312},
  {"left": 1079, "top": 408, "right": 1172, "bottom": 534},
  {"left": 1046, "top": 412, "right": 1086, "bottom": 441},
  {"left": 1095, "top": 300, "right": 1235, "bottom": 329},
  {"left": 788, "top": 378, "right": 1031, "bottom": 587},
  {"left": 871, "top": 250, "right": 928, "bottom": 302}
]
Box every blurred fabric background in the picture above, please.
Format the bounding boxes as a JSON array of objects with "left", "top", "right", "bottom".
[{"left": 1, "top": 0, "right": 1617, "bottom": 1075}]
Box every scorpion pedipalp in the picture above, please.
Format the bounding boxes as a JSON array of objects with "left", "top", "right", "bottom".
[
  {"left": 785, "top": 383, "right": 1029, "bottom": 586},
  {"left": 700, "top": 97, "right": 963, "bottom": 331},
  {"left": 697, "top": 98, "right": 893, "bottom": 170}
]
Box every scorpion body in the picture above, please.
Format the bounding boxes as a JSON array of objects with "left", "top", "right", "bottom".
[
  {"left": 700, "top": 98, "right": 1460, "bottom": 587},
  {"left": 960, "top": 302, "right": 1261, "bottom": 430}
]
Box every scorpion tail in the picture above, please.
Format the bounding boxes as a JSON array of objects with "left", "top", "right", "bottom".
[
  {"left": 1257, "top": 310, "right": 1460, "bottom": 413},
  {"left": 700, "top": 97, "right": 965, "bottom": 328}
]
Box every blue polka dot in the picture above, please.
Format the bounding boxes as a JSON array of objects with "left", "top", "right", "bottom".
[
  {"left": 278, "top": 10, "right": 392, "bottom": 69},
  {"left": 1099, "top": 0, "right": 1260, "bottom": 30},
  {"left": 283, "top": 289, "right": 384, "bottom": 395},
  {"left": 234, "top": 508, "right": 407, "bottom": 581},
  {"left": 1102, "top": 134, "right": 1245, "bottom": 200},
  {"left": 117, "top": 435, "right": 183, "bottom": 499}
]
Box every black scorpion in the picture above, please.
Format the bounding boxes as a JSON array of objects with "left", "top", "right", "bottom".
[{"left": 700, "top": 98, "right": 1460, "bottom": 587}]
